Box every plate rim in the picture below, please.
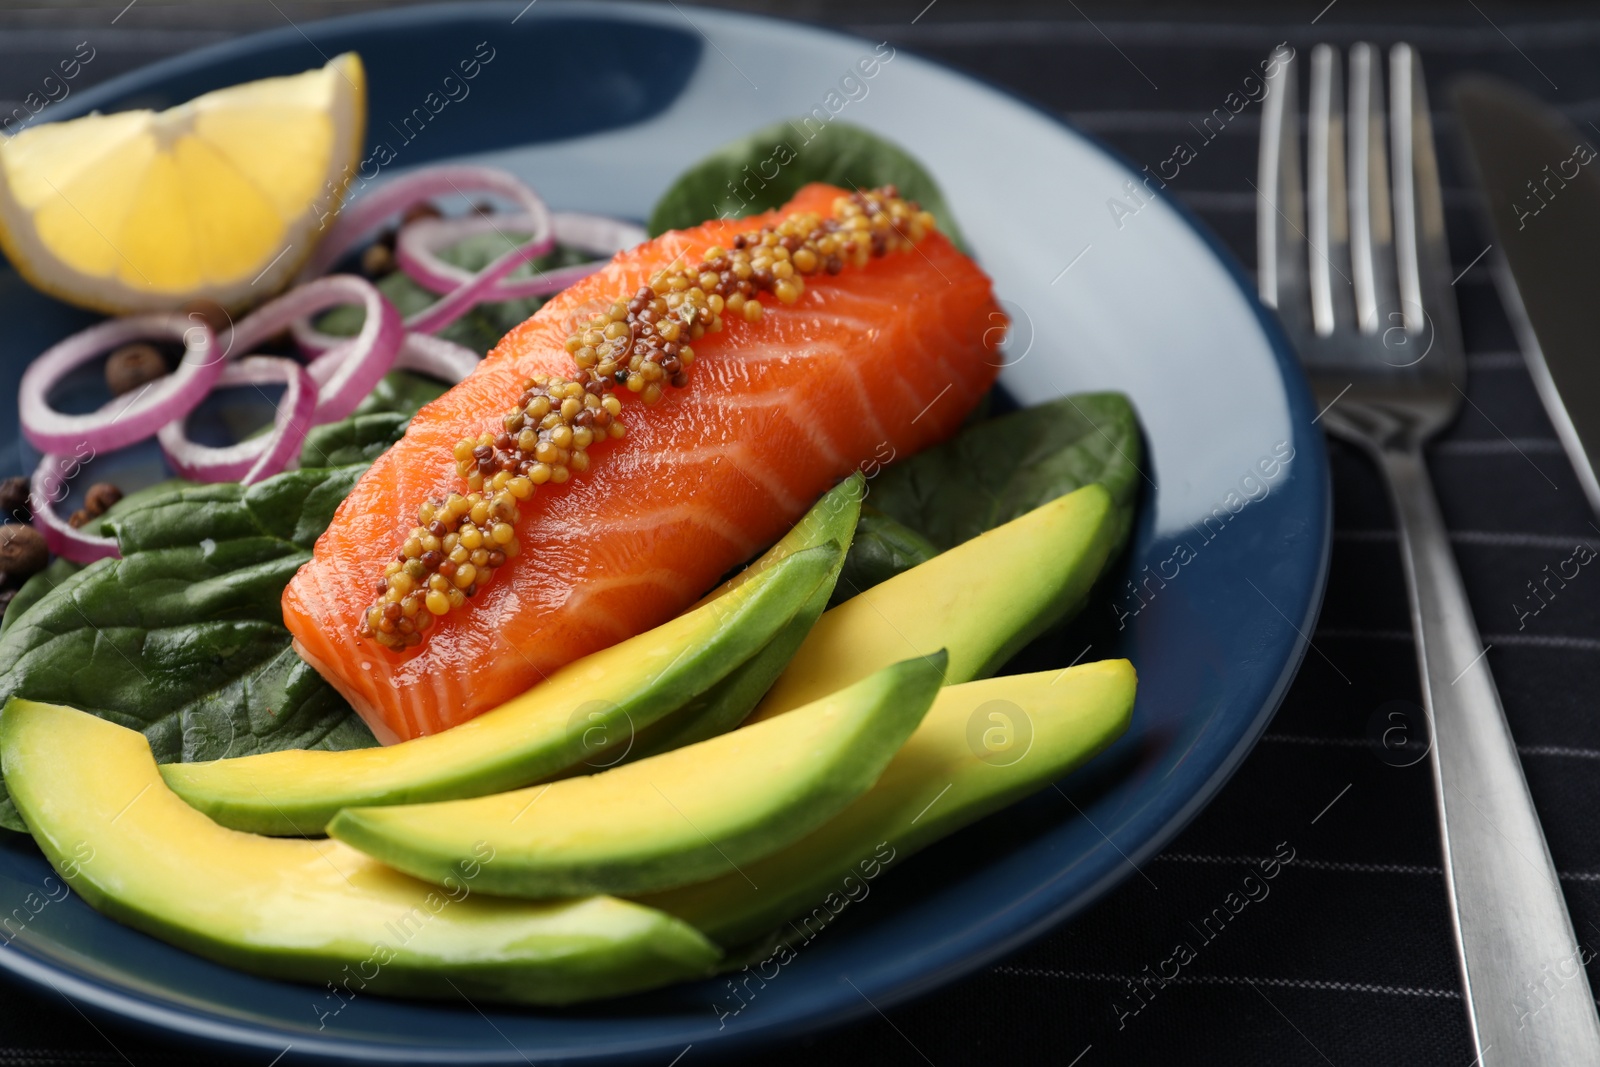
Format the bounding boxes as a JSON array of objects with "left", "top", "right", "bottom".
[{"left": 0, "top": 2, "right": 1331, "bottom": 1061}]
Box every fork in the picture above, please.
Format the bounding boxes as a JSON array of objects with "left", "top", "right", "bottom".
[{"left": 1258, "top": 42, "right": 1600, "bottom": 1063}]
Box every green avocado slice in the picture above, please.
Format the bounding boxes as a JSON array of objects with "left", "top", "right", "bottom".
[
  {"left": 626, "top": 473, "right": 866, "bottom": 762},
  {"left": 749, "top": 483, "right": 1118, "bottom": 722},
  {"left": 161, "top": 543, "right": 840, "bottom": 835},
  {"left": 637, "top": 659, "right": 1136, "bottom": 948},
  {"left": 1, "top": 698, "right": 720, "bottom": 1004},
  {"left": 328, "top": 651, "right": 945, "bottom": 898}
]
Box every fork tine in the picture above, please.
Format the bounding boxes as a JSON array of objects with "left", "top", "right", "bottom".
[
  {"left": 1256, "top": 43, "right": 1304, "bottom": 321},
  {"left": 1389, "top": 43, "right": 1455, "bottom": 345},
  {"left": 1307, "top": 44, "right": 1353, "bottom": 338},
  {"left": 1348, "top": 42, "right": 1397, "bottom": 335}
]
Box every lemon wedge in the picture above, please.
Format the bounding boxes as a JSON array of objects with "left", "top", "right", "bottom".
[{"left": 0, "top": 53, "right": 365, "bottom": 314}]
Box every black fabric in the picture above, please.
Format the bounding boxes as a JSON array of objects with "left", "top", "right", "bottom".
[{"left": 3, "top": 8, "right": 1600, "bottom": 1065}]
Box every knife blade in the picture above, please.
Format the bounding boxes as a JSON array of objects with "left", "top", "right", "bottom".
[{"left": 1453, "top": 75, "right": 1600, "bottom": 519}]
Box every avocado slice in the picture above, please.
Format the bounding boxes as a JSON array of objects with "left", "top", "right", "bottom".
[
  {"left": 1, "top": 698, "right": 720, "bottom": 1004},
  {"left": 750, "top": 483, "right": 1117, "bottom": 722},
  {"left": 638, "top": 659, "right": 1136, "bottom": 947},
  {"left": 161, "top": 543, "right": 840, "bottom": 836},
  {"left": 328, "top": 651, "right": 944, "bottom": 898},
  {"left": 628, "top": 474, "right": 865, "bottom": 760}
]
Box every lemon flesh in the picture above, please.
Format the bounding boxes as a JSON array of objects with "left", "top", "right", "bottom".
[{"left": 0, "top": 53, "right": 365, "bottom": 313}]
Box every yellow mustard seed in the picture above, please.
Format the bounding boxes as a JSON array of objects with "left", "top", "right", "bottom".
[{"left": 491, "top": 522, "right": 514, "bottom": 545}]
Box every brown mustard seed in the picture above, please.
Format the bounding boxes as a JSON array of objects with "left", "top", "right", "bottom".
[{"left": 358, "top": 187, "right": 937, "bottom": 650}]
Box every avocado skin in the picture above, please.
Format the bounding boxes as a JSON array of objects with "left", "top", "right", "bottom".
[{"left": 327, "top": 652, "right": 948, "bottom": 899}]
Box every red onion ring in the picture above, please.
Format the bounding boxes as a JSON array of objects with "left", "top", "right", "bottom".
[
  {"left": 289, "top": 211, "right": 643, "bottom": 357},
  {"left": 393, "top": 333, "right": 479, "bottom": 384},
  {"left": 228, "top": 275, "right": 403, "bottom": 424},
  {"left": 157, "top": 356, "right": 318, "bottom": 485},
  {"left": 397, "top": 210, "right": 644, "bottom": 304},
  {"left": 299, "top": 166, "right": 554, "bottom": 283},
  {"left": 19, "top": 313, "right": 220, "bottom": 454},
  {"left": 30, "top": 452, "right": 119, "bottom": 564}
]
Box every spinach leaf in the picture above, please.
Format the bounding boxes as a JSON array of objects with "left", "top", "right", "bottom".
[
  {"left": 834, "top": 510, "right": 938, "bottom": 599},
  {"left": 298, "top": 370, "right": 448, "bottom": 468},
  {"left": 315, "top": 238, "right": 594, "bottom": 357},
  {"left": 0, "top": 465, "right": 380, "bottom": 831},
  {"left": 838, "top": 392, "right": 1143, "bottom": 599},
  {"left": 647, "top": 120, "right": 968, "bottom": 251}
]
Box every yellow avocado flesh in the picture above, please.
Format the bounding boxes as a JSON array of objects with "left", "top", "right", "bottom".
[
  {"left": 161, "top": 544, "right": 838, "bottom": 836},
  {"left": 1, "top": 699, "right": 720, "bottom": 1004},
  {"left": 751, "top": 483, "right": 1117, "bottom": 721},
  {"left": 638, "top": 659, "right": 1136, "bottom": 947},
  {"left": 329, "top": 652, "right": 944, "bottom": 898}
]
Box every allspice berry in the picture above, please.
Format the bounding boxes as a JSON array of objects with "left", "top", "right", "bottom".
[
  {"left": 0, "top": 476, "right": 29, "bottom": 524},
  {"left": 105, "top": 343, "right": 169, "bottom": 397},
  {"left": 180, "top": 297, "right": 231, "bottom": 339},
  {"left": 360, "top": 242, "right": 395, "bottom": 278},
  {"left": 0, "top": 524, "right": 47, "bottom": 581},
  {"left": 401, "top": 201, "right": 442, "bottom": 225},
  {"left": 84, "top": 482, "right": 122, "bottom": 517}
]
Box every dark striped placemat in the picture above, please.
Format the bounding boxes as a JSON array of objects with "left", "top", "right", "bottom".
[{"left": 1, "top": 8, "right": 1598, "bottom": 1066}]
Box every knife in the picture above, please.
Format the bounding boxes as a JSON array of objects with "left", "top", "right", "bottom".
[{"left": 1454, "top": 76, "right": 1600, "bottom": 519}]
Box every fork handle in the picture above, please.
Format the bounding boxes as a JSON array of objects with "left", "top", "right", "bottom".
[{"left": 1380, "top": 445, "right": 1600, "bottom": 1063}]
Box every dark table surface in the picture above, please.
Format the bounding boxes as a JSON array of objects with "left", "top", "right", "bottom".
[{"left": 3, "top": 2, "right": 1600, "bottom": 1064}]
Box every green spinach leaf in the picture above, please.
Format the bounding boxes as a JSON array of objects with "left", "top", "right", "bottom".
[
  {"left": 647, "top": 120, "right": 968, "bottom": 251},
  {"left": 837, "top": 392, "right": 1143, "bottom": 599},
  {"left": 298, "top": 370, "right": 449, "bottom": 468},
  {"left": 0, "top": 465, "right": 381, "bottom": 831}
]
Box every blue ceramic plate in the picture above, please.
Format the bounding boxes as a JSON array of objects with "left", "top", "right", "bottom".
[{"left": 0, "top": 3, "right": 1328, "bottom": 1062}]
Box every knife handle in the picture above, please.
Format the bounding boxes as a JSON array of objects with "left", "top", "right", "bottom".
[{"left": 1381, "top": 445, "right": 1600, "bottom": 1064}]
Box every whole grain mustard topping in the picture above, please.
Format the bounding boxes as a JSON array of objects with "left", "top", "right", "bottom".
[{"left": 360, "top": 188, "right": 937, "bottom": 650}]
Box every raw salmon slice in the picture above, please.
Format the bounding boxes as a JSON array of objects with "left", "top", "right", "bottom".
[{"left": 285, "top": 183, "right": 1003, "bottom": 742}]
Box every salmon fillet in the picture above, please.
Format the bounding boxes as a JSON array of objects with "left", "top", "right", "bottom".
[{"left": 285, "top": 183, "right": 1003, "bottom": 742}]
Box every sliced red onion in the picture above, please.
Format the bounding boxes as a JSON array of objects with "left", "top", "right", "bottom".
[
  {"left": 29, "top": 452, "right": 119, "bottom": 564},
  {"left": 19, "top": 313, "right": 220, "bottom": 454},
  {"left": 290, "top": 211, "right": 642, "bottom": 358},
  {"left": 398, "top": 220, "right": 550, "bottom": 335},
  {"left": 228, "top": 275, "right": 402, "bottom": 424},
  {"left": 157, "top": 356, "right": 318, "bottom": 485},
  {"left": 299, "top": 166, "right": 554, "bottom": 283},
  {"left": 397, "top": 211, "right": 644, "bottom": 302},
  {"left": 394, "top": 332, "right": 480, "bottom": 384}
]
